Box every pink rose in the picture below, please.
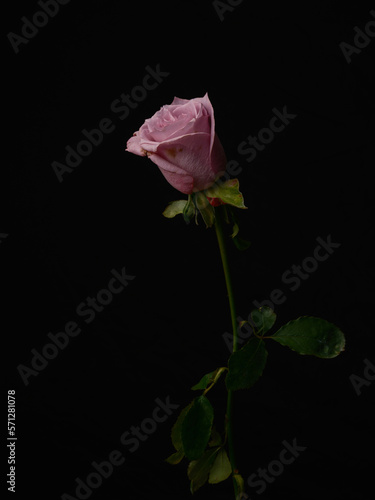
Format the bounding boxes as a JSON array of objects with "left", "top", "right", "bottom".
[{"left": 126, "top": 93, "right": 227, "bottom": 195}]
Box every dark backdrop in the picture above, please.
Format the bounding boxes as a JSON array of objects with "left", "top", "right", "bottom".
[{"left": 3, "top": 1, "right": 374, "bottom": 499}]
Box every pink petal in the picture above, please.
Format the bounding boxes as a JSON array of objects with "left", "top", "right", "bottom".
[
  {"left": 126, "top": 134, "right": 145, "bottom": 156},
  {"left": 200, "top": 93, "right": 216, "bottom": 153},
  {"left": 148, "top": 152, "right": 194, "bottom": 194},
  {"left": 151, "top": 132, "right": 220, "bottom": 193}
]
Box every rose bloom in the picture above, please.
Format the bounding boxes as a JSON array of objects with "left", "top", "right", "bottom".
[{"left": 126, "top": 93, "right": 227, "bottom": 194}]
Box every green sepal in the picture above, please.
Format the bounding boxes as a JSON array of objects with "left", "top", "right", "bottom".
[
  {"left": 194, "top": 192, "right": 216, "bottom": 228},
  {"left": 162, "top": 200, "right": 188, "bottom": 218},
  {"left": 270, "top": 316, "right": 345, "bottom": 358},
  {"left": 162, "top": 196, "right": 196, "bottom": 223},
  {"left": 183, "top": 194, "right": 196, "bottom": 223},
  {"left": 204, "top": 178, "right": 247, "bottom": 209}
]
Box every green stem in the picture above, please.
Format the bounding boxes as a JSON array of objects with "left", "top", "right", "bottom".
[{"left": 214, "top": 206, "right": 239, "bottom": 500}]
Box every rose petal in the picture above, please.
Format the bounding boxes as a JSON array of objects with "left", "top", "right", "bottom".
[
  {"left": 200, "top": 93, "right": 216, "bottom": 153},
  {"left": 148, "top": 152, "right": 194, "bottom": 194},
  {"left": 140, "top": 115, "right": 211, "bottom": 154},
  {"left": 126, "top": 134, "right": 145, "bottom": 156},
  {"left": 171, "top": 96, "right": 190, "bottom": 106},
  {"left": 151, "top": 132, "right": 221, "bottom": 193},
  {"left": 210, "top": 133, "right": 227, "bottom": 178}
]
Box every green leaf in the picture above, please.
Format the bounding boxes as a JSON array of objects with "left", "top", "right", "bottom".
[
  {"left": 162, "top": 200, "right": 187, "bottom": 218},
  {"left": 270, "top": 316, "right": 345, "bottom": 358},
  {"left": 251, "top": 306, "right": 276, "bottom": 335},
  {"left": 233, "top": 473, "right": 246, "bottom": 498},
  {"left": 208, "top": 449, "right": 232, "bottom": 484},
  {"left": 187, "top": 447, "right": 220, "bottom": 493},
  {"left": 222, "top": 204, "right": 230, "bottom": 224},
  {"left": 171, "top": 402, "right": 193, "bottom": 452},
  {"left": 226, "top": 338, "right": 268, "bottom": 391},
  {"left": 204, "top": 178, "right": 247, "bottom": 209},
  {"left": 228, "top": 207, "right": 251, "bottom": 250},
  {"left": 191, "top": 367, "right": 227, "bottom": 391},
  {"left": 231, "top": 222, "right": 240, "bottom": 238},
  {"left": 191, "top": 371, "right": 216, "bottom": 391},
  {"left": 194, "top": 192, "right": 215, "bottom": 228},
  {"left": 208, "top": 427, "right": 223, "bottom": 447},
  {"left": 181, "top": 395, "right": 214, "bottom": 460},
  {"left": 232, "top": 235, "right": 251, "bottom": 251},
  {"left": 165, "top": 449, "right": 185, "bottom": 465}
]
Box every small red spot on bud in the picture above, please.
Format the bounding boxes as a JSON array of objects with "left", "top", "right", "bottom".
[{"left": 207, "top": 197, "right": 225, "bottom": 207}]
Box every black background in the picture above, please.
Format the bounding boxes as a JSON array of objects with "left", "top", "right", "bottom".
[{"left": 3, "top": 1, "right": 375, "bottom": 499}]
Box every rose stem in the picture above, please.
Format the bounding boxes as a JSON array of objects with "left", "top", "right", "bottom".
[{"left": 214, "top": 205, "right": 239, "bottom": 499}]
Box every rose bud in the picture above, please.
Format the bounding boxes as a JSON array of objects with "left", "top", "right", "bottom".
[{"left": 126, "top": 93, "right": 227, "bottom": 195}]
